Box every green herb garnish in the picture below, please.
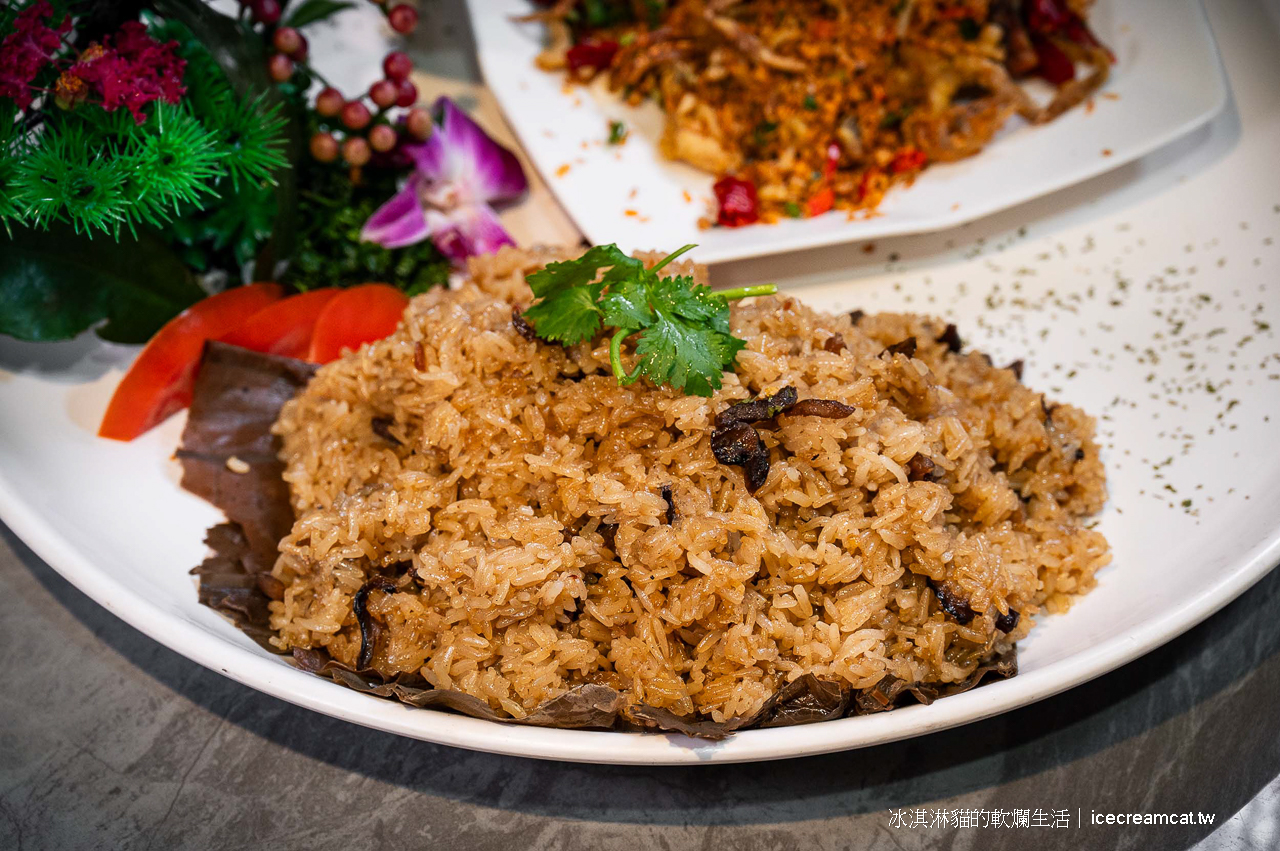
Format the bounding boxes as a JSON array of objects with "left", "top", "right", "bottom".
[
  {"left": 803, "top": 94, "right": 819, "bottom": 111},
  {"left": 607, "top": 120, "right": 629, "bottom": 145},
  {"left": 752, "top": 120, "right": 779, "bottom": 148},
  {"left": 879, "top": 106, "right": 913, "bottom": 129},
  {"left": 522, "top": 244, "right": 776, "bottom": 396}
]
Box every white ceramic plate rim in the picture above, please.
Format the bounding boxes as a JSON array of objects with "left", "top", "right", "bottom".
[{"left": 3, "top": 454, "right": 1277, "bottom": 765}]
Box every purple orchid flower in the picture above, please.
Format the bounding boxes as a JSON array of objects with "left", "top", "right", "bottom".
[{"left": 361, "top": 97, "right": 528, "bottom": 264}]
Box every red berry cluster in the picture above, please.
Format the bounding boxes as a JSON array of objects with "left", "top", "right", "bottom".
[
  {"left": 234, "top": 0, "right": 308, "bottom": 80},
  {"left": 309, "top": 50, "right": 430, "bottom": 168},
  {"left": 243, "top": 0, "right": 282, "bottom": 25},
  {"left": 238, "top": 0, "right": 428, "bottom": 170},
  {"left": 267, "top": 26, "right": 308, "bottom": 81},
  {"left": 368, "top": 0, "right": 420, "bottom": 35}
]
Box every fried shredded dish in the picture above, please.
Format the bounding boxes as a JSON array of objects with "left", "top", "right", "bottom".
[{"left": 528, "top": 0, "right": 1112, "bottom": 227}]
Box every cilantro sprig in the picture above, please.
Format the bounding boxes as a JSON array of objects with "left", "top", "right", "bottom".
[{"left": 522, "top": 244, "right": 777, "bottom": 397}]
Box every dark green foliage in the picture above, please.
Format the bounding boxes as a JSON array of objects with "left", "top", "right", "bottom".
[
  {"left": 284, "top": 0, "right": 357, "bottom": 28},
  {"left": 0, "top": 3, "right": 296, "bottom": 340},
  {"left": 1, "top": 19, "right": 288, "bottom": 244},
  {"left": 0, "top": 222, "right": 205, "bottom": 343},
  {"left": 281, "top": 161, "right": 450, "bottom": 295}
]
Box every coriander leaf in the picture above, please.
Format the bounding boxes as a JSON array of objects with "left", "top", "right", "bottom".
[
  {"left": 526, "top": 244, "right": 643, "bottom": 299},
  {"left": 524, "top": 243, "right": 775, "bottom": 396},
  {"left": 599, "top": 275, "right": 653, "bottom": 329},
  {"left": 651, "top": 275, "right": 729, "bottom": 326},
  {"left": 522, "top": 284, "right": 605, "bottom": 345},
  {"left": 633, "top": 309, "right": 743, "bottom": 396}
]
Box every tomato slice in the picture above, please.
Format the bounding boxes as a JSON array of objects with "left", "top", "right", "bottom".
[
  {"left": 98, "top": 283, "right": 284, "bottom": 441},
  {"left": 308, "top": 284, "right": 409, "bottom": 364},
  {"left": 218, "top": 288, "right": 339, "bottom": 360}
]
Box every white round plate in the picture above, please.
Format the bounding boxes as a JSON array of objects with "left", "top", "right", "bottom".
[{"left": 0, "top": 0, "right": 1278, "bottom": 766}]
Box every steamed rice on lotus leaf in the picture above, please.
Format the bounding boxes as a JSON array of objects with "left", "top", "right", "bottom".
[{"left": 262, "top": 245, "right": 1109, "bottom": 725}]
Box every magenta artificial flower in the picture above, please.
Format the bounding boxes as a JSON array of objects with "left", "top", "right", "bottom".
[
  {"left": 0, "top": 0, "right": 71, "bottom": 110},
  {"left": 71, "top": 22, "right": 186, "bottom": 124},
  {"left": 361, "top": 97, "right": 528, "bottom": 265}
]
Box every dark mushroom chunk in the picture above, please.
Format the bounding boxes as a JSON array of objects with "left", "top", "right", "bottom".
[
  {"left": 387, "top": 560, "right": 416, "bottom": 580},
  {"left": 661, "top": 484, "right": 676, "bottom": 524},
  {"left": 823, "top": 333, "right": 847, "bottom": 354},
  {"left": 370, "top": 416, "right": 402, "bottom": 446},
  {"left": 849, "top": 309, "right": 865, "bottom": 324},
  {"left": 906, "top": 453, "right": 943, "bottom": 482},
  {"left": 1007, "top": 359, "right": 1024, "bottom": 380},
  {"left": 711, "top": 421, "right": 770, "bottom": 492},
  {"left": 598, "top": 522, "right": 618, "bottom": 552},
  {"left": 354, "top": 577, "right": 397, "bottom": 670},
  {"left": 512, "top": 308, "right": 537, "bottom": 341},
  {"left": 927, "top": 578, "right": 976, "bottom": 625},
  {"left": 788, "top": 398, "right": 857, "bottom": 419},
  {"left": 883, "top": 337, "right": 917, "bottom": 358},
  {"left": 995, "top": 608, "right": 1021, "bottom": 633},
  {"left": 715, "top": 385, "right": 798, "bottom": 428},
  {"left": 937, "top": 323, "right": 963, "bottom": 353}
]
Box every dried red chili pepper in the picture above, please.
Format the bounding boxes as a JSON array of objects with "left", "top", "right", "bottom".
[{"left": 1032, "top": 35, "right": 1075, "bottom": 85}]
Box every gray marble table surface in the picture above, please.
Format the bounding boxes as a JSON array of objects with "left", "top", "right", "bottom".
[{"left": 2, "top": 521, "right": 1278, "bottom": 851}]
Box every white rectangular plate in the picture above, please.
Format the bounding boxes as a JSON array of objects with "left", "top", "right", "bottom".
[{"left": 466, "top": 0, "right": 1228, "bottom": 263}]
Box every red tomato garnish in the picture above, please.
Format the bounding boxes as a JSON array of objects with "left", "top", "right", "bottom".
[
  {"left": 823, "top": 142, "right": 841, "bottom": 181},
  {"left": 713, "top": 176, "right": 760, "bottom": 227},
  {"left": 98, "top": 283, "right": 283, "bottom": 441},
  {"left": 806, "top": 187, "right": 835, "bottom": 217},
  {"left": 890, "top": 147, "right": 928, "bottom": 174},
  {"left": 566, "top": 40, "right": 619, "bottom": 74},
  {"left": 1032, "top": 35, "right": 1075, "bottom": 85},
  {"left": 307, "top": 284, "right": 410, "bottom": 364},
  {"left": 218, "top": 288, "right": 339, "bottom": 360}
]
